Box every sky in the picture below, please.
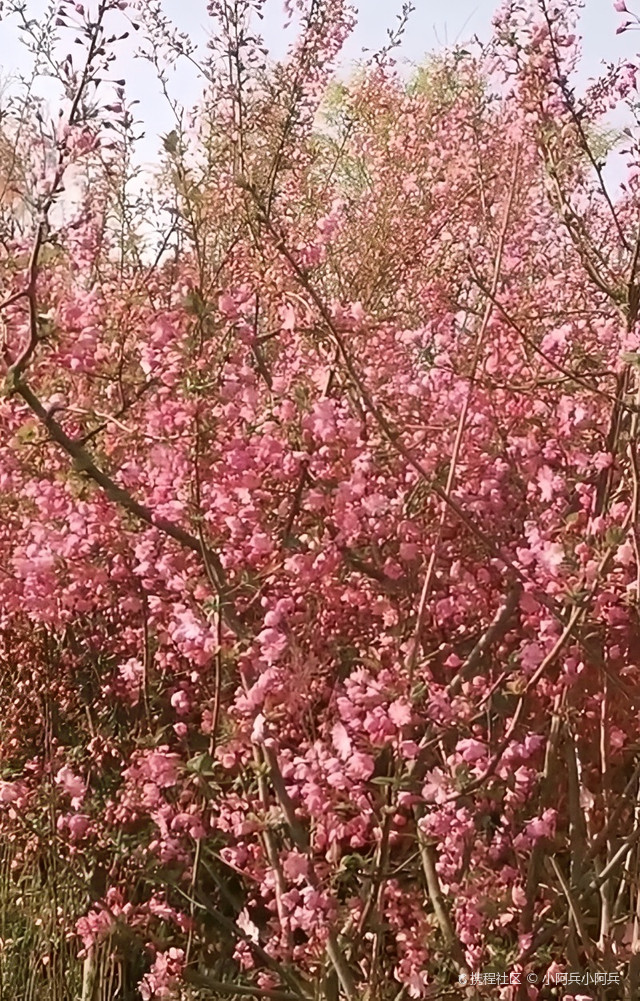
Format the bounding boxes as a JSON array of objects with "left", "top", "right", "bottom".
[
  {"left": 156, "top": 0, "right": 634, "bottom": 71},
  {"left": 1, "top": 1, "right": 637, "bottom": 135},
  {"left": 130, "top": 0, "right": 638, "bottom": 154},
  {"left": 0, "top": 0, "right": 637, "bottom": 191}
]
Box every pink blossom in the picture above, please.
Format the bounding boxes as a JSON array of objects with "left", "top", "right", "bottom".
[
  {"left": 0, "top": 781, "right": 25, "bottom": 805},
  {"left": 3, "top": 7, "right": 640, "bottom": 996},
  {"left": 525, "top": 809, "right": 557, "bottom": 842},
  {"left": 388, "top": 699, "right": 412, "bottom": 727},
  {"left": 332, "top": 721, "right": 352, "bottom": 759},
  {"left": 282, "top": 851, "right": 309, "bottom": 881},
  {"left": 55, "top": 766, "right": 86, "bottom": 808},
  {"left": 145, "top": 751, "right": 180, "bottom": 788},
  {"left": 256, "top": 627, "right": 287, "bottom": 664},
  {"left": 422, "top": 769, "right": 448, "bottom": 804},
  {"left": 170, "top": 690, "right": 190, "bottom": 715},
  {"left": 236, "top": 909, "right": 260, "bottom": 943},
  {"left": 251, "top": 713, "right": 266, "bottom": 743},
  {"left": 456, "top": 739, "right": 487, "bottom": 764},
  {"left": 346, "top": 752, "right": 375, "bottom": 781},
  {"left": 520, "top": 642, "right": 545, "bottom": 673},
  {"left": 512, "top": 885, "right": 527, "bottom": 908},
  {"left": 139, "top": 948, "right": 185, "bottom": 1001}
]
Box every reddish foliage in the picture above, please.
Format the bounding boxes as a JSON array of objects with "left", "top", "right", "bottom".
[{"left": 1, "top": 1, "right": 640, "bottom": 999}]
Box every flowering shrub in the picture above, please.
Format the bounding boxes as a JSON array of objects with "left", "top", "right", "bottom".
[{"left": 1, "top": 0, "right": 640, "bottom": 998}]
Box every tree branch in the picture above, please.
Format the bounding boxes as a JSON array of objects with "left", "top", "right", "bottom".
[{"left": 9, "top": 377, "right": 244, "bottom": 636}]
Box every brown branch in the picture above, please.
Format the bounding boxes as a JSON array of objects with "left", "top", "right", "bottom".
[
  {"left": 407, "top": 149, "right": 521, "bottom": 682},
  {"left": 414, "top": 822, "right": 469, "bottom": 978},
  {"left": 546, "top": 855, "right": 593, "bottom": 957},
  {"left": 469, "top": 266, "right": 630, "bottom": 414},
  {"left": 588, "top": 824, "right": 640, "bottom": 892},
  {"left": 262, "top": 743, "right": 309, "bottom": 852},
  {"left": 261, "top": 743, "right": 357, "bottom": 1000},
  {"left": 447, "top": 583, "right": 522, "bottom": 697},
  {"left": 182, "top": 973, "right": 305, "bottom": 1001},
  {"left": 539, "top": 0, "right": 630, "bottom": 254},
  {"left": 9, "top": 378, "right": 244, "bottom": 636},
  {"left": 587, "top": 758, "right": 640, "bottom": 863},
  {"left": 258, "top": 209, "right": 526, "bottom": 577},
  {"left": 520, "top": 700, "right": 565, "bottom": 944}
]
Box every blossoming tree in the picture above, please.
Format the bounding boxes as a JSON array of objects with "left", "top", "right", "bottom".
[{"left": 1, "top": 0, "right": 640, "bottom": 999}]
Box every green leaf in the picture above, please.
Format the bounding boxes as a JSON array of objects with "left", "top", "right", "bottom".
[
  {"left": 282, "top": 534, "right": 304, "bottom": 551},
  {"left": 161, "top": 129, "right": 179, "bottom": 155},
  {"left": 186, "top": 752, "right": 214, "bottom": 775},
  {"left": 410, "top": 681, "right": 428, "bottom": 703},
  {"left": 605, "top": 526, "right": 625, "bottom": 548},
  {"left": 339, "top": 852, "right": 367, "bottom": 871}
]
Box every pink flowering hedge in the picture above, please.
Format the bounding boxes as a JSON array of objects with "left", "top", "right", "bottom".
[{"left": 1, "top": 0, "right": 640, "bottom": 998}]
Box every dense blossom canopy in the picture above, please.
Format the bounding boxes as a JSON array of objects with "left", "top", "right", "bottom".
[{"left": 1, "top": 0, "right": 640, "bottom": 999}]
